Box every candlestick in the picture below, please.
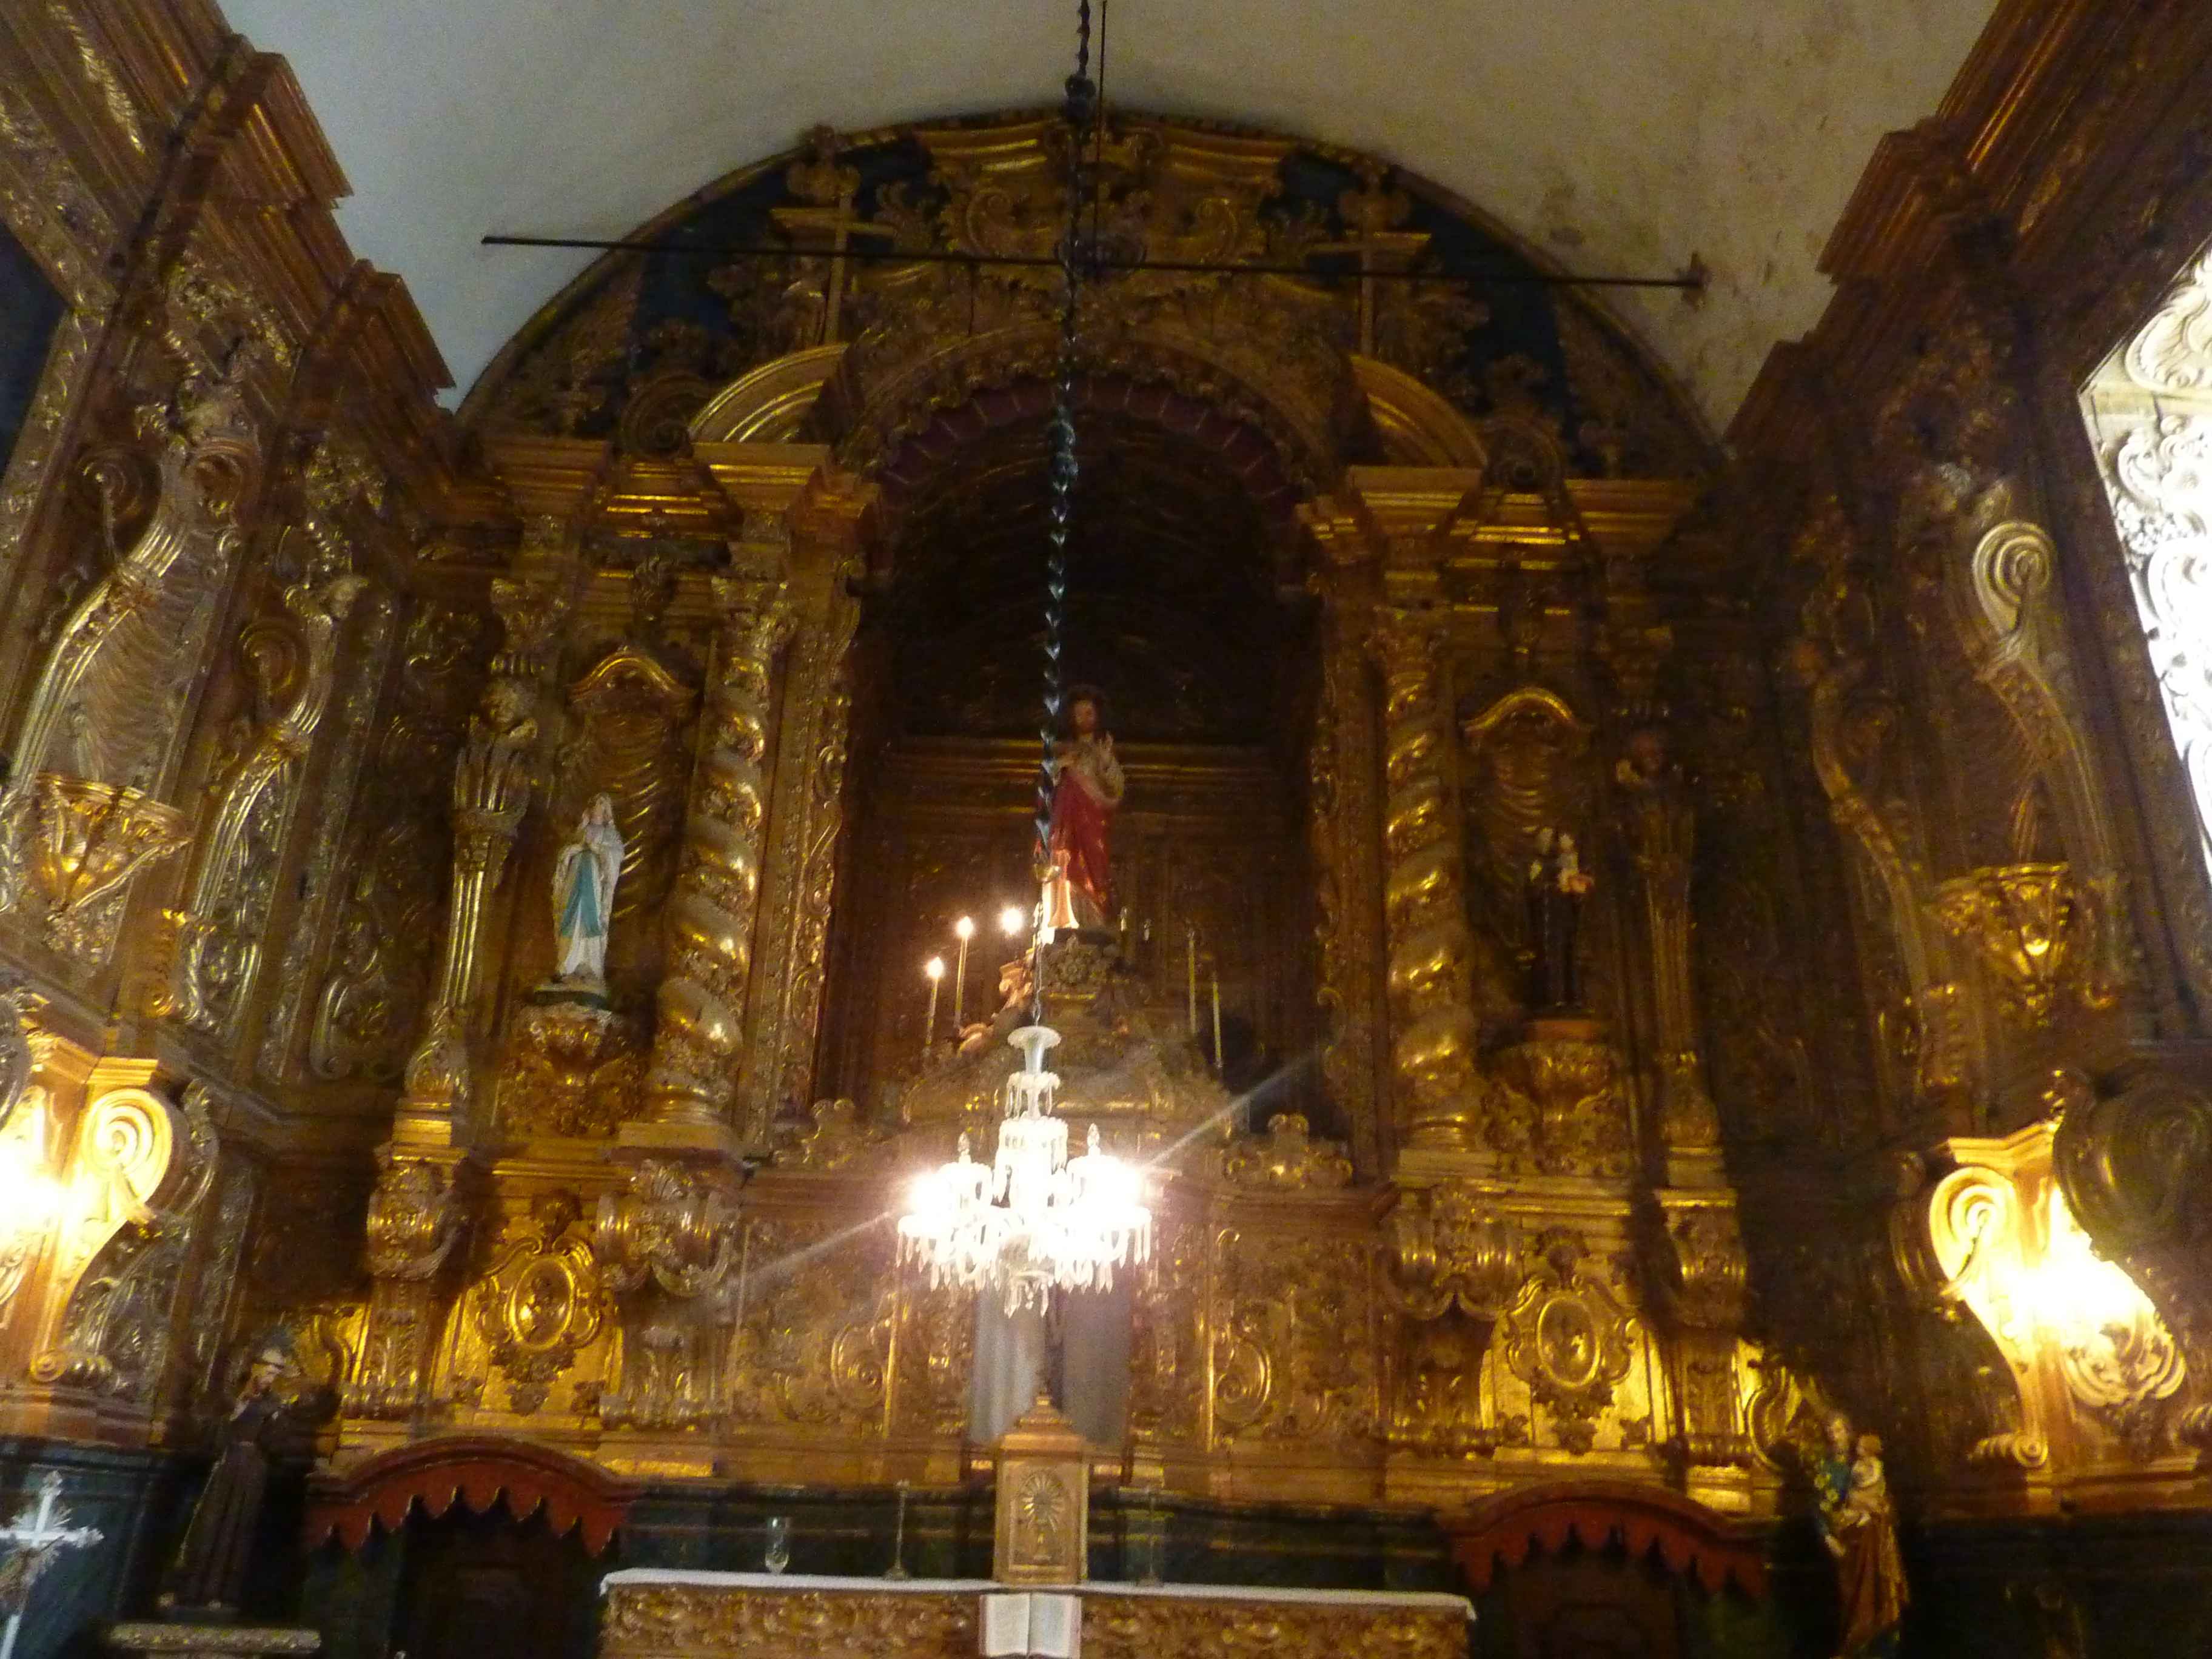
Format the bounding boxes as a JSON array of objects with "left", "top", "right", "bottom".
[
  {"left": 1139, "top": 1483, "right": 1164, "bottom": 1587},
  {"left": 1186, "top": 923, "right": 1198, "bottom": 1037},
  {"left": 923, "top": 957, "right": 944, "bottom": 1059},
  {"left": 885, "top": 1481, "right": 911, "bottom": 1580},
  {"left": 1210, "top": 967, "right": 1223, "bottom": 1074},
  {"left": 953, "top": 916, "right": 974, "bottom": 1031}
]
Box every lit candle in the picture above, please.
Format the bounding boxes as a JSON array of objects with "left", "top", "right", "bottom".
[
  {"left": 953, "top": 916, "right": 975, "bottom": 1031},
  {"left": 923, "top": 956, "right": 945, "bottom": 1059},
  {"left": 1211, "top": 965, "right": 1223, "bottom": 1074},
  {"left": 1186, "top": 923, "right": 1198, "bottom": 1037}
]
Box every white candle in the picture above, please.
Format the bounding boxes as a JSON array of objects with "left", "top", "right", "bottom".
[
  {"left": 1187, "top": 923, "right": 1198, "bottom": 1037},
  {"left": 1211, "top": 967, "right": 1223, "bottom": 1074},
  {"left": 953, "top": 916, "right": 974, "bottom": 1031}
]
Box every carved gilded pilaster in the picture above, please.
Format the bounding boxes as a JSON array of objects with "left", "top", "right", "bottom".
[
  {"left": 1304, "top": 520, "right": 1388, "bottom": 1172},
  {"left": 344, "top": 1144, "right": 468, "bottom": 1422},
  {"left": 0, "top": 298, "right": 267, "bottom": 975},
  {"left": 736, "top": 502, "right": 864, "bottom": 1148},
  {"left": 1370, "top": 609, "right": 1482, "bottom": 1153},
  {"left": 1614, "top": 728, "right": 1721, "bottom": 1161},
  {"left": 638, "top": 576, "right": 789, "bottom": 1144},
  {"left": 161, "top": 575, "right": 369, "bottom": 1044},
  {"left": 1647, "top": 1198, "right": 1754, "bottom": 1480},
  {"left": 400, "top": 531, "right": 581, "bottom": 1133}
]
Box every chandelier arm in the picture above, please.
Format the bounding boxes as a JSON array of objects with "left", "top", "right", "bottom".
[
  {"left": 1031, "top": 0, "right": 1095, "bottom": 1017},
  {"left": 899, "top": 0, "right": 1150, "bottom": 1313}
]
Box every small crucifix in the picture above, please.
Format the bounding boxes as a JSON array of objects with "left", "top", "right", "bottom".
[
  {"left": 771, "top": 126, "right": 902, "bottom": 348},
  {"left": 0, "top": 1473, "right": 102, "bottom": 1659}
]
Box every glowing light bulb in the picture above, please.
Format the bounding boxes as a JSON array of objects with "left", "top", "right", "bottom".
[
  {"left": 999, "top": 905, "right": 1027, "bottom": 937},
  {"left": 924, "top": 957, "right": 945, "bottom": 981},
  {"left": 954, "top": 916, "right": 976, "bottom": 941}
]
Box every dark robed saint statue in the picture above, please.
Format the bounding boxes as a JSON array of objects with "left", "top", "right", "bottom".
[
  {"left": 163, "top": 1347, "right": 301, "bottom": 1614},
  {"left": 1042, "top": 688, "right": 1124, "bottom": 934}
]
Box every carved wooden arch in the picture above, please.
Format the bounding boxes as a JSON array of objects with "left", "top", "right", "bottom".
[
  {"left": 304, "top": 1435, "right": 643, "bottom": 1555},
  {"left": 694, "top": 335, "right": 1334, "bottom": 560},
  {"left": 1443, "top": 1480, "right": 1767, "bottom": 1597}
]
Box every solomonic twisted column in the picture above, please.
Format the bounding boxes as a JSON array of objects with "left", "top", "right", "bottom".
[
  {"left": 1371, "top": 611, "right": 1483, "bottom": 1151},
  {"left": 637, "top": 577, "right": 788, "bottom": 1144}
]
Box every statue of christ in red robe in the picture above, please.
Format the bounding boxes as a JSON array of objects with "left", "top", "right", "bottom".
[{"left": 1043, "top": 688, "right": 1124, "bottom": 934}]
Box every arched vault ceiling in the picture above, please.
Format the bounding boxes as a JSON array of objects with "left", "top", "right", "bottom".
[{"left": 221, "top": 0, "right": 1994, "bottom": 432}]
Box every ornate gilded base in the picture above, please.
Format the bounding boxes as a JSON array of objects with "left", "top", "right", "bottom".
[{"left": 107, "top": 1624, "right": 321, "bottom": 1659}]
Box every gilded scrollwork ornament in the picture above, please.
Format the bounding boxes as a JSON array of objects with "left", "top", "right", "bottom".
[
  {"left": 1210, "top": 1230, "right": 1376, "bottom": 1447},
  {"left": 725, "top": 1215, "right": 891, "bottom": 1433},
  {"left": 1385, "top": 1183, "right": 1522, "bottom": 1321},
  {"left": 1496, "top": 1236, "right": 1637, "bottom": 1455},
  {"left": 5, "top": 776, "right": 190, "bottom": 969},
  {"left": 594, "top": 1161, "right": 745, "bottom": 1430},
  {"left": 1219, "top": 1113, "right": 1353, "bottom": 1190},
  {"left": 33, "top": 1081, "right": 219, "bottom": 1398},
  {"left": 1487, "top": 1031, "right": 1634, "bottom": 1179},
  {"left": 468, "top": 1193, "right": 608, "bottom": 1415},
  {"left": 165, "top": 574, "right": 368, "bottom": 1042},
  {"left": 347, "top": 1147, "right": 467, "bottom": 1420}
]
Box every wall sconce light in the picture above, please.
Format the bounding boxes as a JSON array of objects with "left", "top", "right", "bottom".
[
  {"left": 1914, "top": 1122, "right": 2184, "bottom": 1461},
  {"left": 0, "top": 1090, "right": 62, "bottom": 1312}
]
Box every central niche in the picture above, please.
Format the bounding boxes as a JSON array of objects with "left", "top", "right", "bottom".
[{"left": 814, "top": 392, "right": 1323, "bottom": 1130}]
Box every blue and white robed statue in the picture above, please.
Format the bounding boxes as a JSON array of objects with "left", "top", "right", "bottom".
[{"left": 552, "top": 794, "right": 624, "bottom": 993}]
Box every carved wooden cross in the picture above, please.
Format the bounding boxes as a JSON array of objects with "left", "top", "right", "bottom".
[
  {"left": 0, "top": 1473, "right": 102, "bottom": 1659},
  {"left": 1310, "top": 164, "right": 1432, "bottom": 358},
  {"left": 770, "top": 127, "right": 900, "bottom": 348}
]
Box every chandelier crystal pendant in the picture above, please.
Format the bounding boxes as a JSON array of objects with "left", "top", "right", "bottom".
[{"left": 897, "top": 1027, "right": 1150, "bottom": 1316}]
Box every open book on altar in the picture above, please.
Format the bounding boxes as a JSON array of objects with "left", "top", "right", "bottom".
[{"left": 982, "top": 1590, "right": 1081, "bottom": 1658}]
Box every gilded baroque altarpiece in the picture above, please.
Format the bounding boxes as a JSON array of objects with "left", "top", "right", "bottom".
[{"left": 1, "top": 0, "right": 2211, "bottom": 1549}]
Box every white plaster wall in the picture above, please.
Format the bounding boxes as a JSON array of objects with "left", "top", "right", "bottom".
[{"left": 221, "top": 0, "right": 1994, "bottom": 432}]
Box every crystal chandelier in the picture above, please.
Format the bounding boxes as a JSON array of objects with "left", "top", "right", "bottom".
[
  {"left": 897, "top": 1028, "right": 1150, "bottom": 1315},
  {"left": 894, "top": 0, "right": 1151, "bottom": 1315}
]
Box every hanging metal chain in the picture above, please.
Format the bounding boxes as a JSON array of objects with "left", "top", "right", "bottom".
[{"left": 1031, "top": 0, "right": 1096, "bottom": 1011}]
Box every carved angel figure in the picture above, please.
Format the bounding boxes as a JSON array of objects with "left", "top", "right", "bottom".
[{"left": 553, "top": 795, "right": 624, "bottom": 988}]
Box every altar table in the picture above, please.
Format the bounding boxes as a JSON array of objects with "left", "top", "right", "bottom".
[{"left": 598, "top": 1569, "right": 1472, "bottom": 1659}]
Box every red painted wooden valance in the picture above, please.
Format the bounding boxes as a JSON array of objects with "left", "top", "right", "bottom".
[
  {"left": 304, "top": 1435, "right": 643, "bottom": 1555},
  {"left": 1444, "top": 1481, "right": 1769, "bottom": 1597}
]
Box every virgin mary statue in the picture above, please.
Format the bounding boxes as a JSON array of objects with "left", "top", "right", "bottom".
[{"left": 553, "top": 794, "right": 624, "bottom": 989}]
